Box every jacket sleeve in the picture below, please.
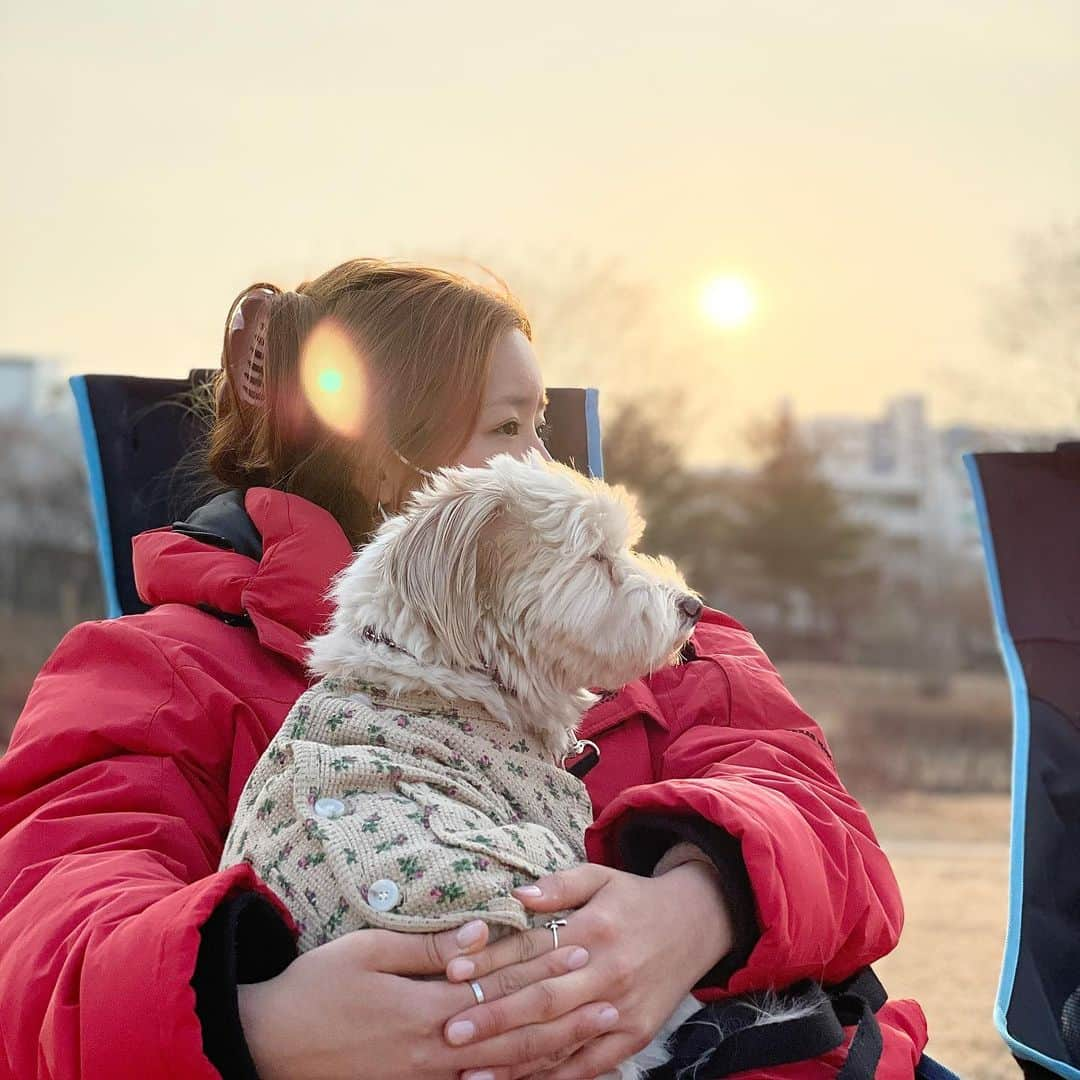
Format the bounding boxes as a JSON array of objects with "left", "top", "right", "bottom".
[
  {"left": 193, "top": 891, "right": 298, "bottom": 1078},
  {"left": 0, "top": 620, "right": 297, "bottom": 1080},
  {"left": 584, "top": 610, "right": 904, "bottom": 1000}
]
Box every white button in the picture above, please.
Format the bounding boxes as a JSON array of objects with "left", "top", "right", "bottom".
[
  {"left": 368, "top": 878, "right": 401, "bottom": 911},
  {"left": 314, "top": 797, "right": 346, "bottom": 819}
]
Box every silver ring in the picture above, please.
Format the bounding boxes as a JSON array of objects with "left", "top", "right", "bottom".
[
  {"left": 470, "top": 980, "right": 485, "bottom": 1005},
  {"left": 545, "top": 917, "right": 568, "bottom": 950}
]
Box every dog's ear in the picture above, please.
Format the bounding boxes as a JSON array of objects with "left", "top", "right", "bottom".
[{"left": 385, "top": 473, "right": 506, "bottom": 667}]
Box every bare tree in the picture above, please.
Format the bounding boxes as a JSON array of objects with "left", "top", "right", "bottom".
[
  {"left": 451, "top": 256, "right": 729, "bottom": 463},
  {"left": 985, "top": 219, "right": 1080, "bottom": 420},
  {"left": 0, "top": 415, "right": 99, "bottom": 615},
  {"left": 599, "top": 392, "right": 735, "bottom": 593},
  {"left": 0, "top": 413, "right": 103, "bottom": 750},
  {"left": 725, "top": 406, "right": 879, "bottom": 657}
]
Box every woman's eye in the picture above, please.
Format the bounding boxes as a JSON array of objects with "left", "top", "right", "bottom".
[{"left": 495, "top": 419, "right": 549, "bottom": 441}]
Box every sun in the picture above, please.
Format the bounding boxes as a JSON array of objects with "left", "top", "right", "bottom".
[{"left": 701, "top": 276, "right": 757, "bottom": 330}]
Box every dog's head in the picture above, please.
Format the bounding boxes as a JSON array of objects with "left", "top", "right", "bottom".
[{"left": 310, "top": 452, "right": 701, "bottom": 717}]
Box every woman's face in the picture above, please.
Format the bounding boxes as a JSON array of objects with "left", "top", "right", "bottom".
[{"left": 451, "top": 330, "right": 552, "bottom": 468}]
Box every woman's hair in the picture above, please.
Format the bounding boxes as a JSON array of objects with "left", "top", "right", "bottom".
[{"left": 201, "top": 259, "right": 531, "bottom": 543}]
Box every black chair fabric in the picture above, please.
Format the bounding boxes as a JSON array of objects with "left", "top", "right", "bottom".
[{"left": 967, "top": 444, "right": 1080, "bottom": 1078}]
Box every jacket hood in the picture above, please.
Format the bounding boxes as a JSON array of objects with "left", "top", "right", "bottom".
[{"left": 132, "top": 488, "right": 355, "bottom": 666}]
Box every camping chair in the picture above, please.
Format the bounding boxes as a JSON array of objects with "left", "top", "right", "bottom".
[
  {"left": 967, "top": 443, "right": 1080, "bottom": 1079},
  {"left": 69, "top": 370, "right": 603, "bottom": 618},
  {"left": 69, "top": 369, "right": 960, "bottom": 1079}
]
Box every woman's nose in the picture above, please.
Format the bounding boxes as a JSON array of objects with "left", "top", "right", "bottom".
[{"left": 529, "top": 434, "right": 553, "bottom": 461}]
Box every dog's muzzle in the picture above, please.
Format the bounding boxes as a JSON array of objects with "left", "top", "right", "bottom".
[{"left": 677, "top": 595, "right": 703, "bottom": 625}]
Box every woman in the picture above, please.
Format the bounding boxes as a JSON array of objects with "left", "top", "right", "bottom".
[{"left": 0, "top": 260, "right": 929, "bottom": 1080}]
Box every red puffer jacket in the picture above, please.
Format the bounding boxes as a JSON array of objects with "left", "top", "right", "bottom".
[{"left": 0, "top": 488, "right": 927, "bottom": 1079}]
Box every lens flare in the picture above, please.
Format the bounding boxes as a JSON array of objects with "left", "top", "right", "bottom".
[
  {"left": 318, "top": 369, "right": 344, "bottom": 394},
  {"left": 300, "top": 318, "right": 369, "bottom": 437}
]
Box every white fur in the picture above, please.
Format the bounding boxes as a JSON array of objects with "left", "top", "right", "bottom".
[
  {"left": 308, "top": 451, "right": 698, "bottom": 759},
  {"left": 307, "top": 452, "right": 714, "bottom": 1079}
]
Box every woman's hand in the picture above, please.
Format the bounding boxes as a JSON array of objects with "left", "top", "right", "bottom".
[
  {"left": 237, "top": 919, "right": 621, "bottom": 1080},
  {"left": 442, "top": 863, "right": 735, "bottom": 1080}
]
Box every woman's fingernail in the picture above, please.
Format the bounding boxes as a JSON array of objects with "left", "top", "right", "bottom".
[
  {"left": 447, "top": 1019, "right": 477, "bottom": 1045},
  {"left": 513, "top": 885, "right": 543, "bottom": 897},
  {"left": 448, "top": 957, "right": 476, "bottom": 980},
  {"left": 464, "top": 1073, "right": 495, "bottom": 1080},
  {"left": 566, "top": 947, "right": 589, "bottom": 970},
  {"left": 595, "top": 1005, "right": 620, "bottom": 1029},
  {"left": 456, "top": 920, "right": 486, "bottom": 947}
]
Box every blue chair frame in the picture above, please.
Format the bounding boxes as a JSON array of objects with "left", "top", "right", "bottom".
[{"left": 967, "top": 444, "right": 1080, "bottom": 1078}]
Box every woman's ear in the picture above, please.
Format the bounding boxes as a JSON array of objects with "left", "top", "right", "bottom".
[
  {"left": 351, "top": 456, "right": 404, "bottom": 519},
  {"left": 376, "top": 468, "right": 395, "bottom": 511}
]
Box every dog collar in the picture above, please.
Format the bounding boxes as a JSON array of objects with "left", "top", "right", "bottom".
[{"left": 360, "top": 625, "right": 518, "bottom": 699}]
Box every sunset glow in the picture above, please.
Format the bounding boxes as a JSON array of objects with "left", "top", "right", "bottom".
[{"left": 701, "top": 276, "right": 757, "bottom": 330}]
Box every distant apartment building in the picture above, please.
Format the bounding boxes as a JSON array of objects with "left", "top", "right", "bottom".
[
  {"left": 0, "top": 355, "right": 72, "bottom": 418},
  {"left": 803, "top": 395, "right": 1075, "bottom": 582}
]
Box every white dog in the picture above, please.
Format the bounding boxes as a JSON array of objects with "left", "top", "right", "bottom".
[
  {"left": 223, "top": 452, "right": 707, "bottom": 1078},
  {"left": 308, "top": 451, "right": 703, "bottom": 760}
]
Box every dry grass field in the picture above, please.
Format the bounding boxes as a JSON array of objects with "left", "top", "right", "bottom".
[{"left": 868, "top": 794, "right": 1013, "bottom": 1078}]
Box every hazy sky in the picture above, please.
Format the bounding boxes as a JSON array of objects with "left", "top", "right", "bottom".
[{"left": 3, "top": 1, "right": 1078, "bottom": 460}]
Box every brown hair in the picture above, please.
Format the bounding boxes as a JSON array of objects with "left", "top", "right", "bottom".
[{"left": 202, "top": 259, "right": 531, "bottom": 543}]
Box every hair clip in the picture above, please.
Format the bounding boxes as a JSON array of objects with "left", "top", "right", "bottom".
[{"left": 225, "top": 285, "right": 277, "bottom": 408}]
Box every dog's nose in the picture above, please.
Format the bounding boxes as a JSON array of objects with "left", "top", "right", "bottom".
[{"left": 677, "top": 596, "right": 703, "bottom": 624}]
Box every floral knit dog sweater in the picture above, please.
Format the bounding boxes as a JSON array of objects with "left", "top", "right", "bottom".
[{"left": 221, "top": 676, "right": 594, "bottom": 951}]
